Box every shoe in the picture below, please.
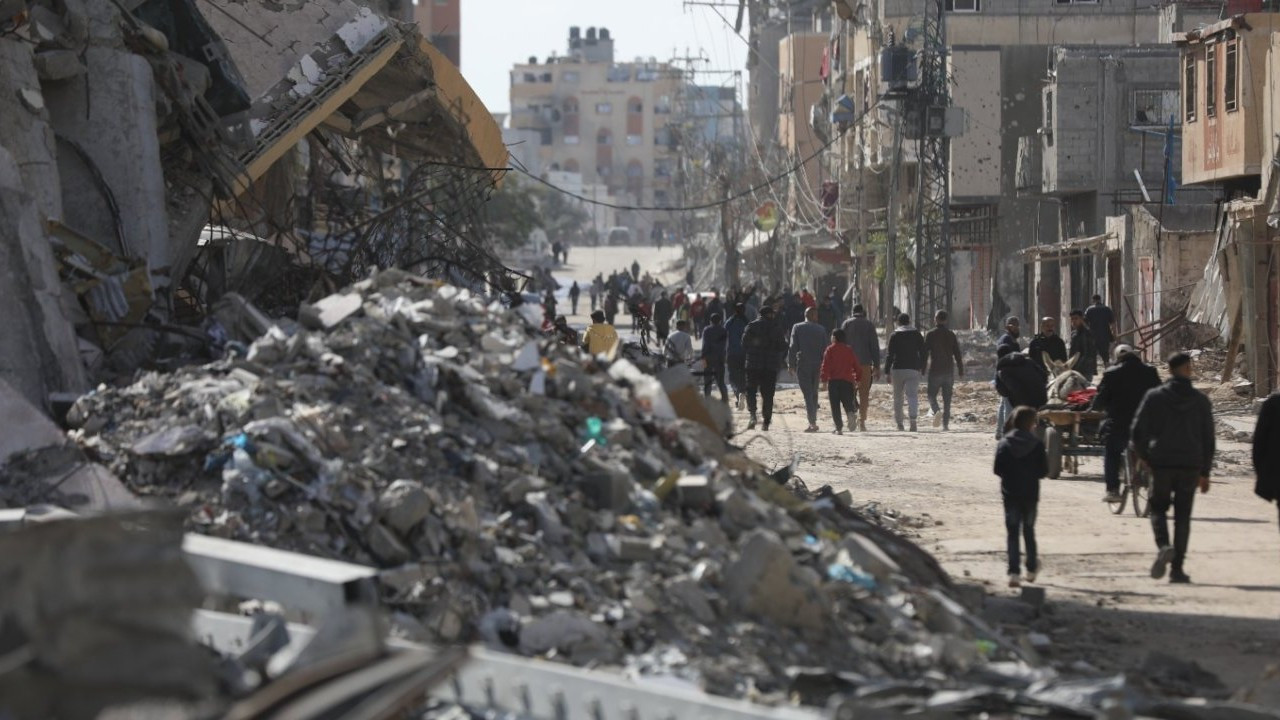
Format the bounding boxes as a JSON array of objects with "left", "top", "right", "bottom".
[
  {"left": 932, "top": 413, "right": 944, "bottom": 427},
  {"left": 858, "top": 420, "right": 866, "bottom": 432},
  {"left": 747, "top": 415, "right": 757, "bottom": 430},
  {"left": 804, "top": 425, "right": 818, "bottom": 433},
  {"left": 897, "top": 423, "right": 905, "bottom": 432},
  {"left": 1103, "top": 492, "right": 1124, "bottom": 503},
  {"left": 735, "top": 395, "right": 744, "bottom": 410},
  {"left": 1169, "top": 569, "right": 1191, "bottom": 584},
  {"left": 1025, "top": 568, "right": 1038, "bottom": 583},
  {"left": 1150, "top": 545, "right": 1174, "bottom": 579},
  {"left": 835, "top": 428, "right": 843, "bottom": 435},
  {"left": 942, "top": 422, "right": 950, "bottom": 431},
  {"left": 762, "top": 421, "right": 770, "bottom": 432},
  {"left": 1008, "top": 574, "right": 1021, "bottom": 588},
  {"left": 909, "top": 419, "right": 918, "bottom": 433}
]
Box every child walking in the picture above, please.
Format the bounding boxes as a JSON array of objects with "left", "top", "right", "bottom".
[
  {"left": 994, "top": 406, "right": 1048, "bottom": 587},
  {"left": 819, "top": 329, "right": 864, "bottom": 435}
]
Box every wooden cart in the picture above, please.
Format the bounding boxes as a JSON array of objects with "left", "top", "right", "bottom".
[{"left": 1037, "top": 408, "right": 1107, "bottom": 480}]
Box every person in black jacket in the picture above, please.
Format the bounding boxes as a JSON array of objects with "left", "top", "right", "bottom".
[
  {"left": 1067, "top": 310, "right": 1097, "bottom": 382},
  {"left": 994, "top": 406, "right": 1048, "bottom": 587},
  {"left": 1092, "top": 345, "right": 1161, "bottom": 502},
  {"left": 995, "top": 346, "right": 1048, "bottom": 426},
  {"left": 1028, "top": 317, "right": 1068, "bottom": 372},
  {"left": 884, "top": 313, "right": 926, "bottom": 432},
  {"left": 700, "top": 313, "right": 729, "bottom": 401},
  {"left": 1131, "top": 352, "right": 1215, "bottom": 584},
  {"left": 742, "top": 305, "right": 786, "bottom": 431},
  {"left": 1253, "top": 390, "right": 1280, "bottom": 537}
]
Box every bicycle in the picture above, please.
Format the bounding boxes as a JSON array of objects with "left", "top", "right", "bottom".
[{"left": 1107, "top": 448, "right": 1152, "bottom": 517}]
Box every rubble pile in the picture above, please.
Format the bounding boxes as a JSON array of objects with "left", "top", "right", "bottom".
[{"left": 66, "top": 270, "right": 1018, "bottom": 703}]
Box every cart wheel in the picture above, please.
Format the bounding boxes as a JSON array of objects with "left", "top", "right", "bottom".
[
  {"left": 1131, "top": 464, "right": 1151, "bottom": 518},
  {"left": 1045, "top": 427, "right": 1063, "bottom": 480}
]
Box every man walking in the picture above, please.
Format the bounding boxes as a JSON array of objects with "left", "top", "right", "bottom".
[
  {"left": 1131, "top": 352, "right": 1215, "bottom": 584},
  {"left": 997, "top": 316, "right": 1023, "bottom": 354},
  {"left": 820, "top": 329, "right": 864, "bottom": 435},
  {"left": 841, "top": 304, "right": 880, "bottom": 432},
  {"left": 725, "top": 303, "right": 749, "bottom": 408},
  {"left": 742, "top": 305, "right": 785, "bottom": 431},
  {"left": 1084, "top": 294, "right": 1116, "bottom": 368},
  {"left": 1092, "top": 344, "right": 1161, "bottom": 503},
  {"left": 1028, "top": 316, "right": 1067, "bottom": 373},
  {"left": 569, "top": 281, "right": 581, "bottom": 316},
  {"left": 1253, "top": 389, "right": 1280, "bottom": 536},
  {"left": 701, "top": 313, "right": 729, "bottom": 401},
  {"left": 923, "top": 310, "right": 964, "bottom": 430},
  {"left": 994, "top": 406, "right": 1048, "bottom": 588},
  {"left": 1067, "top": 310, "right": 1097, "bottom": 382},
  {"left": 653, "top": 291, "right": 673, "bottom": 344},
  {"left": 995, "top": 316, "right": 1024, "bottom": 437},
  {"left": 788, "top": 306, "right": 829, "bottom": 433},
  {"left": 665, "top": 320, "right": 695, "bottom": 367},
  {"left": 590, "top": 276, "right": 602, "bottom": 312},
  {"left": 884, "top": 313, "right": 926, "bottom": 432},
  {"left": 581, "top": 310, "right": 619, "bottom": 357}
]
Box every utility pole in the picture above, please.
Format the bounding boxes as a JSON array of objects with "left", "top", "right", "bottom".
[
  {"left": 883, "top": 108, "right": 904, "bottom": 322},
  {"left": 911, "top": 0, "right": 953, "bottom": 326}
]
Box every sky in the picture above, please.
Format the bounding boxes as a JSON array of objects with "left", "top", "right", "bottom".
[{"left": 457, "top": 0, "right": 749, "bottom": 116}]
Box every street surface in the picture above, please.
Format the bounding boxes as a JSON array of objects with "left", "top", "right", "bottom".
[
  {"left": 547, "top": 244, "right": 1280, "bottom": 704},
  {"left": 742, "top": 382, "right": 1280, "bottom": 704}
]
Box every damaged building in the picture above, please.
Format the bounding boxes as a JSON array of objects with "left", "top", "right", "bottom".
[{"left": 0, "top": 0, "right": 505, "bottom": 414}]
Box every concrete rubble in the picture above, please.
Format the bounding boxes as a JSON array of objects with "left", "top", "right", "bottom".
[{"left": 50, "top": 270, "right": 1006, "bottom": 703}]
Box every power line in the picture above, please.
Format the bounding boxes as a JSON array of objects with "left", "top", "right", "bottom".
[{"left": 514, "top": 99, "right": 879, "bottom": 214}]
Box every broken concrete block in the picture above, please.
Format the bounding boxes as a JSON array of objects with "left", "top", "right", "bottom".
[
  {"left": 840, "top": 532, "right": 901, "bottom": 583},
  {"left": 33, "top": 50, "right": 86, "bottom": 80},
  {"left": 299, "top": 292, "right": 363, "bottom": 330},
  {"left": 130, "top": 425, "right": 215, "bottom": 457},
  {"left": 580, "top": 471, "right": 634, "bottom": 513},
  {"left": 605, "top": 534, "right": 659, "bottom": 562},
  {"left": 666, "top": 576, "right": 716, "bottom": 624},
  {"left": 675, "top": 474, "right": 715, "bottom": 507},
  {"left": 722, "top": 529, "right": 827, "bottom": 631},
  {"left": 367, "top": 522, "right": 410, "bottom": 565},
  {"left": 376, "top": 480, "right": 433, "bottom": 534}
]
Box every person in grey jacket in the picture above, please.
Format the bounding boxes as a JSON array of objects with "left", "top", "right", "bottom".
[
  {"left": 841, "top": 304, "right": 880, "bottom": 431},
  {"left": 788, "top": 307, "right": 829, "bottom": 432},
  {"left": 1130, "top": 352, "right": 1215, "bottom": 584},
  {"left": 923, "top": 310, "right": 964, "bottom": 430},
  {"left": 884, "top": 313, "right": 927, "bottom": 432}
]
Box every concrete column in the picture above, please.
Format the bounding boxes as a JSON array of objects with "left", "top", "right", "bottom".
[
  {"left": 0, "top": 39, "right": 87, "bottom": 408},
  {"left": 42, "top": 47, "right": 171, "bottom": 290}
]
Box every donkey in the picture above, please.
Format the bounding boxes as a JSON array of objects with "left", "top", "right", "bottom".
[{"left": 1045, "top": 353, "right": 1091, "bottom": 403}]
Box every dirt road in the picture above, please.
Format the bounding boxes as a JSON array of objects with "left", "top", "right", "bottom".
[
  {"left": 741, "top": 380, "right": 1280, "bottom": 703},
  {"left": 554, "top": 244, "right": 1280, "bottom": 702}
]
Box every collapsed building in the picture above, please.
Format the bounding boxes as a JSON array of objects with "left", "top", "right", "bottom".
[{"left": 0, "top": 0, "right": 506, "bottom": 416}]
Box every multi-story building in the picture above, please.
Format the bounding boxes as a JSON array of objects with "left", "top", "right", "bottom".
[
  {"left": 413, "top": 0, "right": 461, "bottom": 67},
  {"left": 1176, "top": 12, "right": 1280, "bottom": 193},
  {"left": 1174, "top": 10, "right": 1280, "bottom": 394},
  {"left": 508, "top": 27, "right": 685, "bottom": 243},
  {"left": 779, "top": 31, "right": 830, "bottom": 224},
  {"left": 828, "top": 0, "right": 1220, "bottom": 328}
]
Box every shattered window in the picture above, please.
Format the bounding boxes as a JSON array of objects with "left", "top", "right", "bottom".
[
  {"left": 1183, "top": 54, "right": 1196, "bottom": 123},
  {"left": 1225, "top": 40, "right": 1238, "bottom": 112},
  {"left": 1205, "top": 44, "right": 1216, "bottom": 118}
]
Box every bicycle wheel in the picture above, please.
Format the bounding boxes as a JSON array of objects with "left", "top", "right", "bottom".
[
  {"left": 1131, "top": 465, "right": 1151, "bottom": 518},
  {"left": 1110, "top": 458, "right": 1131, "bottom": 515}
]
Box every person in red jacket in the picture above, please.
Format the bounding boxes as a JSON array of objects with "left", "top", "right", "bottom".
[
  {"left": 820, "top": 328, "right": 865, "bottom": 435},
  {"left": 800, "top": 287, "right": 817, "bottom": 310}
]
